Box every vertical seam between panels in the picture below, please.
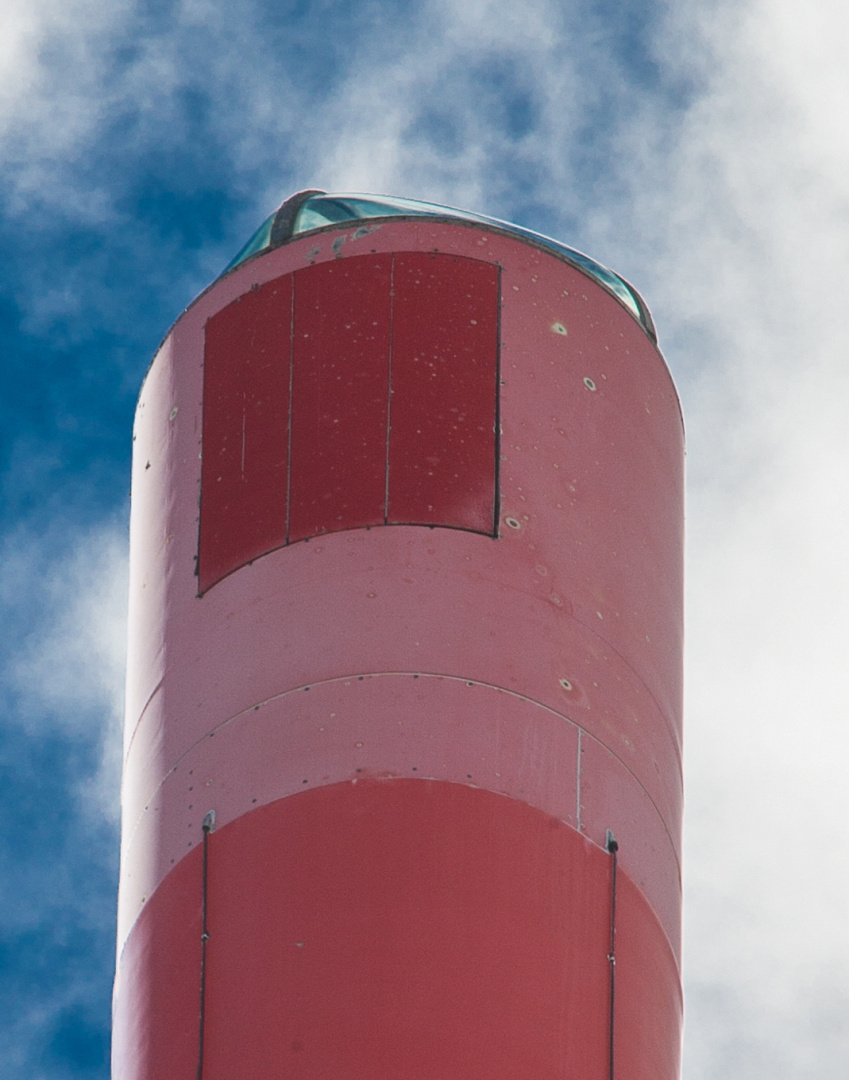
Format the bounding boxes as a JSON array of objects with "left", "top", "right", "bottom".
[
  {"left": 196, "top": 816, "right": 213, "bottom": 1080},
  {"left": 384, "top": 253, "right": 395, "bottom": 524},
  {"left": 285, "top": 274, "right": 295, "bottom": 545},
  {"left": 606, "top": 831, "right": 619, "bottom": 1080},
  {"left": 576, "top": 728, "right": 582, "bottom": 830},
  {"left": 197, "top": 323, "right": 207, "bottom": 595},
  {"left": 493, "top": 265, "right": 503, "bottom": 537}
]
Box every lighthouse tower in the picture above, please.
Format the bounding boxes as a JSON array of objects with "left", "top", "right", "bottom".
[{"left": 113, "top": 191, "right": 684, "bottom": 1080}]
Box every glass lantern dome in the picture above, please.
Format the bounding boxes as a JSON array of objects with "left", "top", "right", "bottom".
[{"left": 221, "top": 190, "right": 656, "bottom": 341}]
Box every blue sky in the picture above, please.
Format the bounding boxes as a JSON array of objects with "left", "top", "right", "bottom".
[{"left": 2, "top": 1, "right": 848, "bottom": 1077}]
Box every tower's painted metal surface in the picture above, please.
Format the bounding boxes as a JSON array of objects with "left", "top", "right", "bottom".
[{"left": 113, "top": 196, "right": 684, "bottom": 1080}]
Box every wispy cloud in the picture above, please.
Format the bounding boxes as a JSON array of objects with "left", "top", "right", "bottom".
[
  {"left": 0, "top": 518, "right": 124, "bottom": 1077},
  {"left": 1, "top": 518, "right": 128, "bottom": 820},
  {"left": 623, "top": 3, "right": 849, "bottom": 1075}
]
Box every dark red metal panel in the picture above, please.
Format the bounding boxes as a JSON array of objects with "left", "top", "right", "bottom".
[
  {"left": 614, "top": 868, "right": 683, "bottom": 1080},
  {"left": 388, "top": 253, "right": 499, "bottom": 532},
  {"left": 112, "top": 780, "right": 681, "bottom": 1080},
  {"left": 203, "top": 780, "right": 610, "bottom": 1080},
  {"left": 199, "top": 275, "right": 292, "bottom": 591},
  {"left": 111, "top": 846, "right": 202, "bottom": 1080},
  {"left": 288, "top": 256, "right": 391, "bottom": 542}
]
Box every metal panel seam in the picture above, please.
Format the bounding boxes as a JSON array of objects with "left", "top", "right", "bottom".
[
  {"left": 119, "top": 671, "right": 681, "bottom": 886},
  {"left": 493, "top": 263, "right": 502, "bottom": 536},
  {"left": 384, "top": 253, "right": 394, "bottom": 523}
]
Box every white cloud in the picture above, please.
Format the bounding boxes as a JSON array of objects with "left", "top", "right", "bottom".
[
  {"left": 0, "top": 0, "right": 132, "bottom": 217},
  {"left": 613, "top": 2, "right": 849, "bottom": 1075},
  {"left": 2, "top": 518, "right": 128, "bottom": 822},
  {"left": 0, "top": 0, "right": 291, "bottom": 220},
  {"left": 298, "top": 0, "right": 618, "bottom": 218}
]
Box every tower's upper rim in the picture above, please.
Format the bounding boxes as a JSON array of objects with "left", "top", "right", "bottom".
[{"left": 218, "top": 190, "right": 656, "bottom": 342}]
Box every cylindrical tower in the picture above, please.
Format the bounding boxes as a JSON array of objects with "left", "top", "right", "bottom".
[{"left": 113, "top": 192, "right": 684, "bottom": 1080}]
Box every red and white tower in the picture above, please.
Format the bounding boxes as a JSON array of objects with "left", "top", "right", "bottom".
[{"left": 113, "top": 192, "right": 684, "bottom": 1080}]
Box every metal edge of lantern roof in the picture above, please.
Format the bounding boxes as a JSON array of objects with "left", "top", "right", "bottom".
[{"left": 218, "top": 189, "right": 658, "bottom": 344}]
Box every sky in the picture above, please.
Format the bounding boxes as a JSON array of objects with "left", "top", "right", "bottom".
[{"left": 1, "top": 0, "right": 847, "bottom": 1076}]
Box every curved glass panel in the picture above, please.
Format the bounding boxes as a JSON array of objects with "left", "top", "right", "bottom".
[
  {"left": 221, "top": 212, "right": 276, "bottom": 275},
  {"left": 295, "top": 195, "right": 449, "bottom": 232},
  {"left": 220, "top": 192, "right": 653, "bottom": 337},
  {"left": 293, "top": 195, "right": 648, "bottom": 330}
]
